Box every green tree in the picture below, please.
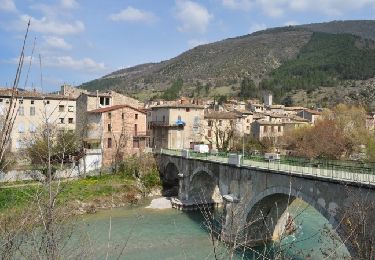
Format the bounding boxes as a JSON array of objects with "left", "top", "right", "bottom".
[
  {"left": 27, "top": 129, "right": 80, "bottom": 170},
  {"left": 367, "top": 134, "right": 375, "bottom": 162},
  {"left": 162, "top": 78, "right": 183, "bottom": 100},
  {"left": 239, "top": 77, "right": 258, "bottom": 99}
]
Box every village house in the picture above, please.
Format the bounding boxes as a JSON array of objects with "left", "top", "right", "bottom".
[
  {"left": 204, "top": 111, "right": 242, "bottom": 151},
  {"left": 149, "top": 103, "right": 205, "bottom": 150},
  {"left": 85, "top": 105, "right": 147, "bottom": 167},
  {"left": 0, "top": 88, "right": 76, "bottom": 152},
  {"left": 75, "top": 89, "right": 141, "bottom": 140},
  {"left": 251, "top": 120, "right": 284, "bottom": 140},
  {"left": 297, "top": 109, "right": 322, "bottom": 124}
]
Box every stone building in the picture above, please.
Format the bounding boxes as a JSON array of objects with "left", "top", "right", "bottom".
[
  {"left": 251, "top": 120, "right": 284, "bottom": 140},
  {"left": 204, "top": 111, "right": 242, "bottom": 151},
  {"left": 297, "top": 109, "right": 322, "bottom": 124},
  {"left": 75, "top": 90, "right": 141, "bottom": 140},
  {"left": 85, "top": 105, "right": 147, "bottom": 167},
  {"left": 149, "top": 104, "right": 205, "bottom": 150},
  {"left": 0, "top": 89, "right": 76, "bottom": 152}
]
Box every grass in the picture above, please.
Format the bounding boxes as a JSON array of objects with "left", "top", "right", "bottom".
[{"left": 0, "top": 174, "right": 142, "bottom": 213}]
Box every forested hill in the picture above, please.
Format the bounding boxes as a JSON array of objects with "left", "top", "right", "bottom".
[{"left": 79, "top": 20, "right": 375, "bottom": 108}]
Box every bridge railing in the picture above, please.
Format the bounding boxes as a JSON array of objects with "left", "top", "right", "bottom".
[{"left": 160, "top": 149, "right": 375, "bottom": 185}]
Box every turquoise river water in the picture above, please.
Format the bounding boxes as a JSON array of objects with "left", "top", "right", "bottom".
[{"left": 73, "top": 199, "right": 350, "bottom": 260}]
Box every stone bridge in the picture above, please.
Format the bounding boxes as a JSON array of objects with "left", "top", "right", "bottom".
[{"left": 156, "top": 150, "right": 375, "bottom": 258}]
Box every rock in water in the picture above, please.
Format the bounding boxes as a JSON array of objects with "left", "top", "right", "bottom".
[{"left": 146, "top": 197, "right": 172, "bottom": 209}]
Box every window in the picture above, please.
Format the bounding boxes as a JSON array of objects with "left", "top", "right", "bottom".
[
  {"left": 108, "top": 123, "right": 111, "bottom": 131},
  {"left": 133, "top": 139, "right": 139, "bottom": 148},
  {"left": 278, "top": 126, "right": 282, "bottom": 132},
  {"left": 208, "top": 120, "right": 212, "bottom": 127},
  {"left": 19, "top": 99, "right": 23, "bottom": 104},
  {"left": 46, "top": 100, "right": 50, "bottom": 104},
  {"left": 59, "top": 105, "right": 65, "bottom": 112},
  {"left": 31, "top": 100, "right": 34, "bottom": 105},
  {"left": 18, "top": 123, "right": 25, "bottom": 133},
  {"left": 247, "top": 119, "right": 250, "bottom": 123},
  {"left": 219, "top": 120, "right": 222, "bottom": 126},
  {"left": 108, "top": 112, "right": 111, "bottom": 119},
  {"left": 186, "top": 108, "right": 190, "bottom": 112},
  {"left": 135, "top": 113, "right": 138, "bottom": 120},
  {"left": 107, "top": 138, "right": 112, "bottom": 148},
  {"left": 30, "top": 107, "right": 35, "bottom": 116},
  {"left": 0, "top": 99, "right": 3, "bottom": 102},
  {"left": 162, "top": 115, "right": 165, "bottom": 122},
  {"left": 59, "top": 118, "right": 64, "bottom": 124},
  {"left": 100, "top": 97, "right": 110, "bottom": 106},
  {"left": 68, "top": 105, "right": 74, "bottom": 112},
  {"left": 29, "top": 123, "right": 36, "bottom": 133},
  {"left": 134, "top": 124, "right": 138, "bottom": 135},
  {"left": 122, "top": 113, "right": 124, "bottom": 120},
  {"left": 208, "top": 129, "right": 212, "bottom": 137},
  {"left": 18, "top": 106, "right": 24, "bottom": 116},
  {"left": 68, "top": 118, "right": 74, "bottom": 124}
]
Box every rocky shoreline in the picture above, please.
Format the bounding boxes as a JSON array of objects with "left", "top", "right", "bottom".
[{"left": 71, "top": 187, "right": 163, "bottom": 215}]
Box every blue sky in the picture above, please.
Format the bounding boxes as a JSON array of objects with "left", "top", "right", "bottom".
[{"left": 1, "top": 0, "right": 375, "bottom": 92}]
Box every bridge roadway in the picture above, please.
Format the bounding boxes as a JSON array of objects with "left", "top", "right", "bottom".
[
  {"left": 161, "top": 149, "right": 375, "bottom": 186},
  {"left": 156, "top": 149, "right": 375, "bottom": 258}
]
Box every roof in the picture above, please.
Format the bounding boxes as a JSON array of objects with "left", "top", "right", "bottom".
[
  {"left": 234, "top": 109, "right": 253, "bottom": 115},
  {"left": 0, "top": 88, "right": 76, "bottom": 100},
  {"left": 298, "top": 109, "right": 322, "bottom": 115},
  {"left": 255, "top": 120, "right": 284, "bottom": 125},
  {"left": 205, "top": 111, "right": 242, "bottom": 120},
  {"left": 88, "top": 104, "right": 146, "bottom": 114},
  {"left": 284, "top": 106, "right": 306, "bottom": 111},
  {"left": 269, "top": 105, "right": 285, "bottom": 109},
  {"left": 152, "top": 104, "right": 205, "bottom": 109}
]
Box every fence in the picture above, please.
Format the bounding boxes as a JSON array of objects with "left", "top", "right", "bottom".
[{"left": 160, "top": 149, "right": 375, "bottom": 185}]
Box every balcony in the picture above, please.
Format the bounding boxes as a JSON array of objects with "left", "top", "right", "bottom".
[
  {"left": 150, "top": 121, "right": 185, "bottom": 128},
  {"left": 133, "top": 131, "right": 149, "bottom": 138}
]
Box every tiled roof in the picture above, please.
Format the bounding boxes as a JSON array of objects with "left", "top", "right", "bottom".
[
  {"left": 205, "top": 111, "right": 242, "bottom": 119},
  {"left": 89, "top": 104, "right": 145, "bottom": 114},
  {"left": 152, "top": 104, "right": 205, "bottom": 109},
  {"left": 0, "top": 88, "right": 75, "bottom": 100}
]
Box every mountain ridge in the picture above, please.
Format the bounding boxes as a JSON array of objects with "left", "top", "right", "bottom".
[{"left": 79, "top": 20, "right": 375, "bottom": 108}]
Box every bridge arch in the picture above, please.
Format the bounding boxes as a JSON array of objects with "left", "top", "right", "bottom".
[
  {"left": 244, "top": 186, "right": 351, "bottom": 256},
  {"left": 188, "top": 167, "right": 222, "bottom": 204},
  {"left": 162, "top": 161, "right": 180, "bottom": 196}
]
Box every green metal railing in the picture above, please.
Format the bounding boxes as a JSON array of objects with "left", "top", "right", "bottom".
[{"left": 159, "top": 148, "right": 375, "bottom": 185}]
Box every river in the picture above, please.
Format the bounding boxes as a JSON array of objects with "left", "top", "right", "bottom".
[{"left": 74, "top": 198, "right": 350, "bottom": 259}]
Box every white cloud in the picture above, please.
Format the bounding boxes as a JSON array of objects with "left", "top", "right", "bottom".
[
  {"left": 0, "top": 0, "right": 16, "bottom": 12},
  {"left": 222, "top": 0, "right": 375, "bottom": 17},
  {"left": 188, "top": 39, "right": 208, "bottom": 48},
  {"left": 18, "top": 15, "right": 85, "bottom": 35},
  {"left": 175, "top": 0, "right": 213, "bottom": 33},
  {"left": 109, "top": 6, "right": 157, "bottom": 23},
  {"left": 249, "top": 23, "right": 267, "bottom": 33},
  {"left": 222, "top": 0, "right": 252, "bottom": 11},
  {"left": 44, "top": 36, "right": 72, "bottom": 50},
  {"left": 44, "top": 56, "right": 107, "bottom": 72},
  {"left": 60, "top": 0, "right": 78, "bottom": 9},
  {"left": 4, "top": 55, "right": 107, "bottom": 73}
]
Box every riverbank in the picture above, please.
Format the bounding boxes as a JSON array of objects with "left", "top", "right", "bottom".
[{"left": 0, "top": 172, "right": 162, "bottom": 216}]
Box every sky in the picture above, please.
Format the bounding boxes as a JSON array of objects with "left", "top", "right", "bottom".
[{"left": 1, "top": 0, "right": 375, "bottom": 92}]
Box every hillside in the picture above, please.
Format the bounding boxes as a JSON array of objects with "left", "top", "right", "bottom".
[{"left": 79, "top": 20, "right": 375, "bottom": 107}]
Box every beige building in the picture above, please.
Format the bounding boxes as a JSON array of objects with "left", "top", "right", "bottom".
[
  {"left": 251, "top": 120, "right": 284, "bottom": 140},
  {"left": 204, "top": 111, "right": 242, "bottom": 151},
  {"left": 85, "top": 105, "right": 147, "bottom": 167},
  {"left": 0, "top": 89, "right": 76, "bottom": 152},
  {"left": 149, "top": 104, "right": 205, "bottom": 150},
  {"left": 297, "top": 109, "right": 322, "bottom": 124},
  {"left": 76, "top": 90, "right": 142, "bottom": 140}
]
